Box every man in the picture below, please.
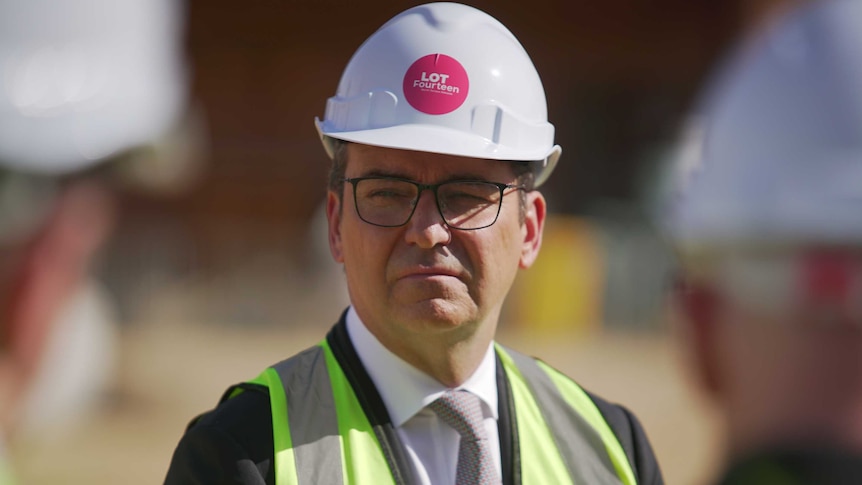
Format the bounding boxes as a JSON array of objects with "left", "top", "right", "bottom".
[
  {"left": 166, "top": 4, "right": 663, "bottom": 484},
  {"left": 667, "top": 0, "right": 862, "bottom": 483},
  {"left": 0, "top": 0, "right": 190, "bottom": 481}
]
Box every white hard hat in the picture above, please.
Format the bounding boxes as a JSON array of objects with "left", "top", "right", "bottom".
[
  {"left": 667, "top": 0, "right": 862, "bottom": 248},
  {"left": 0, "top": 0, "right": 189, "bottom": 176},
  {"left": 315, "top": 2, "right": 561, "bottom": 187}
]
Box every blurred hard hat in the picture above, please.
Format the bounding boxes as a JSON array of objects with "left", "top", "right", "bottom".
[
  {"left": 315, "top": 2, "right": 561, "bottom": 187},
  {"left": 668, "top": 0, "right": 862, "bottom": 248},
  {"left": 0, "top": 0, "right": 189, "bottom": 176}
]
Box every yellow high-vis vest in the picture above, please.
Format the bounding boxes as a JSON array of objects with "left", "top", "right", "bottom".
[{"left": 236, "top": 340, "right": 637, "bottom": 485}]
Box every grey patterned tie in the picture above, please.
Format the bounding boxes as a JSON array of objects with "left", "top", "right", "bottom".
[{"left": 428, "top": 390, "right": 501, "bottom": 485}]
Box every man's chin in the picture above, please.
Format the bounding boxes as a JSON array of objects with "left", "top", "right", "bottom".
[{"left": 395, "top": 298, "right": 476, "bottom": 331}]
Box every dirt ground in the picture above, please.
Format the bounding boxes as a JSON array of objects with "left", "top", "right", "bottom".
[{"left": 9, "top": 314, "right": 723, "bottom": 484}]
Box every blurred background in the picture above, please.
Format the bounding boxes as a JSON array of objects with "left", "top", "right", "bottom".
[{"left": 3, "top": 0, "right": 799, "bottom": 483}]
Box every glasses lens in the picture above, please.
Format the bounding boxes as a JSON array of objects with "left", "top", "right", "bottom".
[
  {"left": 438, "top": 181, "right": 502, "bottom": 229},
  {"left": 354, "top": 178, "right": 419, "bottom": 227}
]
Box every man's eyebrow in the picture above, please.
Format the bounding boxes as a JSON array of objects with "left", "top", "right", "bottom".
[
  {"left": 357, "top": 169, "right": 408, "bottom": 179},
  {"left": 356, "top": 169, "right": 493, "bottom": 182}
]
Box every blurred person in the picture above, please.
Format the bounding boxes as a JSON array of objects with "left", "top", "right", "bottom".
[
  {"left": 667, "top": 0, "right": 862, "bottom": 483},
  {"left": 0, "top": 0, "right": 191, "bottom": 481},
  {"left": 166, "top": 3, "right": 663, "bottom": 485}
]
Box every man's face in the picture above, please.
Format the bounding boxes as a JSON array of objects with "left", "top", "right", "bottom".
[{"left": 326, "top": 143, "right": 545, "bottom": 348}]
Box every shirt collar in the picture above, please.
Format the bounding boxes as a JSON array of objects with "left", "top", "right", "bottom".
[{"left": 345, "top": 306, "right": 499, "bottom": 427}]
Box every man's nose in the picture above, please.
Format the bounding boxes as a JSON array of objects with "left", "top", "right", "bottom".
[{"left": 403, "top": 189, "right": 451, "bottom": 248}]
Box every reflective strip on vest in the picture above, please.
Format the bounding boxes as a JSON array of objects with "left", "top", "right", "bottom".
[
  {"left": 497, "top": 345, "right": 635, "bottom": 485},
  {"left": 250, "top": 341, "right": 636, "bottom": 485},
  {"left": 249, "top": 343, "right": 394, "bottom": 485}
]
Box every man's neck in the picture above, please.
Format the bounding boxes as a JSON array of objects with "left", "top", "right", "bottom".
[
  {"left": 393, "top": 324, "right": 496, "bottom": 387},
  {"left": 345, "top": 308, "right": 500, "bottom": 427},
  {"left": 357, "top": 311, "right": 499, "bottom": 388}
]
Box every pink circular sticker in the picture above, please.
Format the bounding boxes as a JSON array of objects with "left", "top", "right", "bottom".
[{"left": 403, "top": 54, "right": 469, "bottom": 115}]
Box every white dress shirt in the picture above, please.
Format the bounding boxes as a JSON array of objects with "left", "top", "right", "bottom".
[{"left": 345, "top": 307, "right": 501, "bottom": 485}]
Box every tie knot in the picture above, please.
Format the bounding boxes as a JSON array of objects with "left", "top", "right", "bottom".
[{"left": 428, "top": 390, "right": 486, "bottom": 441}]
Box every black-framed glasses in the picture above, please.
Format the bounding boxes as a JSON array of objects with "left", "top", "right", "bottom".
[{"left": 342, "top": 176, "right": 525, "bottom": 230}]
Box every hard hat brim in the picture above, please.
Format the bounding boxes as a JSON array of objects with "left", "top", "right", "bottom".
[{"left": 315, "top": 117, "right": 560, "bottom": 186}]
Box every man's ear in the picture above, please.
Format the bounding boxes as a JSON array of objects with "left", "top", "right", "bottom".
[
  {"left": 674, "top": 276, "right": 725, "bottom": 398},
  {"left": 519, "top": 191, "right": 546, "bottom": 269},
  {"left": 326, "top": 190, "right": 344, "bottom": 263}
]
